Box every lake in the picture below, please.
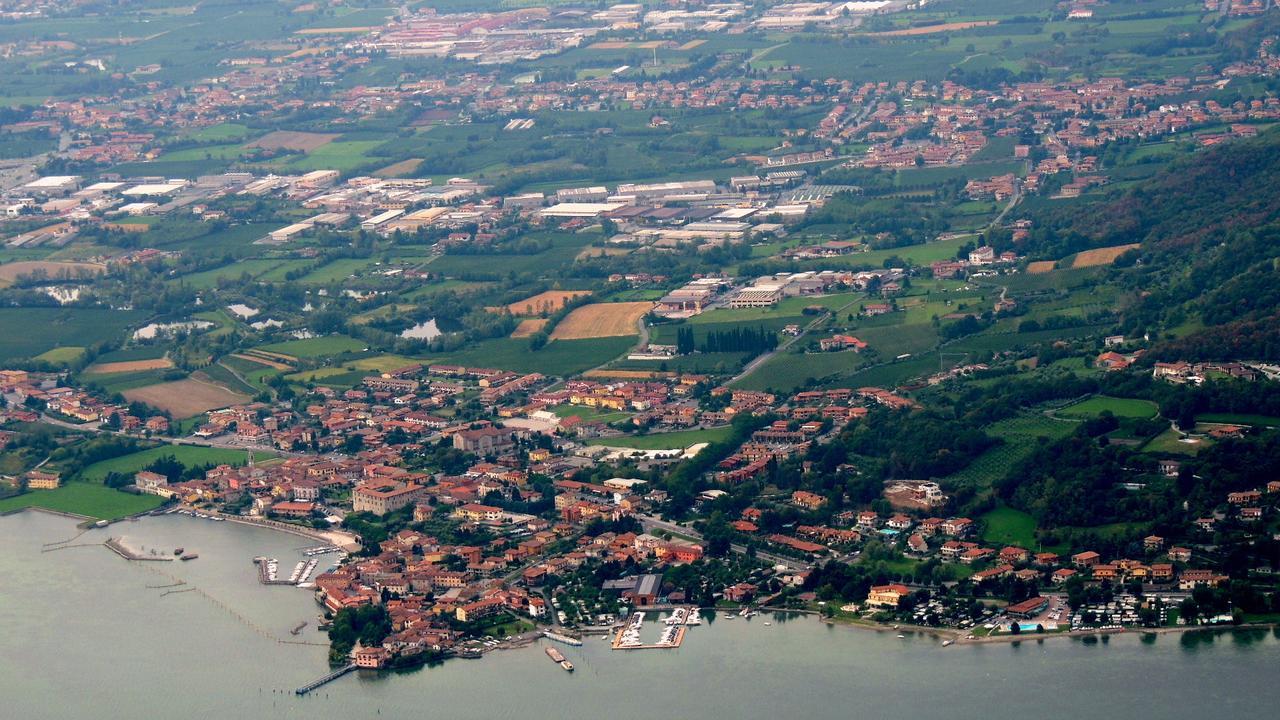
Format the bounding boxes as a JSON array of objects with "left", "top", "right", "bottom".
[{"left": 2, "top": 511, "right": 1279, "bottom": 720}]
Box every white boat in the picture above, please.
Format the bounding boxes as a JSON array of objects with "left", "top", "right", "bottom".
[
  {"left": 897, "top": 634, "right": 906, "bottom": 639},
  {"left": 763, "top": 622, "right": 772, "bottom": 627},
  {"left": 942, "top": 639, "right": 953, "bottom": 647}
]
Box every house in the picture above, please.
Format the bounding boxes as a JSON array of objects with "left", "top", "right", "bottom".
[
  {"left": 453, "top": 427, "right": 516, "bottom": 455},
  {"left": 942, "top": 517, "right": 973, "bottom": 536},
  {"left": 1168, "top": 547, "right": 1192, "bottom": 563},
  {"left": 724, "top": 582, "right": 757, "bottom": 603},
  {"left": 134, "top": 470, "right": 170, "bottom": 496},
  {"left": 24, "top": 470, "right": 61, "bottom": 490},
  {"left": 1072, "top": 551, "right": 1101, "bottom": 568},
  {"left": 791, "top": 490, "right": 826, "bottom": 511},
  {"left": 865, "top": 583, "right": 910, "bottom": 609},
  {"left": 1143, "top": 535, "right": 1165, "bottom": 552},
  {"left": 270, "top": 501, "right": 315, "bottom": 519}
]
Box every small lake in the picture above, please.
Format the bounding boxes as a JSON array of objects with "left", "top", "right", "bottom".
[{"left": 399, "top": 318, "right": 442, "bottom": 340}]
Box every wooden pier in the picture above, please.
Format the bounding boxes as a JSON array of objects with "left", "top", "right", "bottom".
[{"left": 295, "top": 663, "right": 356, "bottom": 695}]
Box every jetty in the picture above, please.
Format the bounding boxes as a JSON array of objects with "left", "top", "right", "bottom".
[
  {"left": 295, "top": 663, "right": 356, "bottom": 695},
  {"left": 105, "top": 537, "right": 173, "bottom": 561},
  {"left": 542, "top": 630, "right": 584, "bottom": 647},
  {"left": 253, "top": 556, "right": 295, "bottom": 585}
]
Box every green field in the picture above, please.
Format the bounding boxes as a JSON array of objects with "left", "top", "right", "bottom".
[
  {"left": 1058, "top": 396, "right": 1158, "bottom": 420},
  {"left": 1141, "top": 428, "right": 1210, "bottom": 456},
  {"left": 429, "top": 336, "right": 634, "bottom": 376},
  {"left": 0, "top": 308, "right": 146, "bottom": 362},
  {"left": 34, "top": 346, "right": 86, "bottom": 365},
  {"left": 981, "top": 506, "right": 1040, "bottom": 549},
  {"left": 945, "top": 413, "right": 1077, "bottom": 488},
  {"left": 586, "top": 425, "right": 733, "bottom": 450},
  {"left": 258, "top": 335, "right": 367, "bottom": 358},
  {"left": 78, "top": 446, "right": 272, "bottom": 483},
  {"left": 0, "top": 483, "right": 163, "bottom": 520}
]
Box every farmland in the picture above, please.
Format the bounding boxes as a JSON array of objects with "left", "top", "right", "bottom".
[
  {"left": 0, "top": 260, "right": 105, "bottom": 287},
  {"left": 497, "top": 290, "right": 592, "bottom": 316},
  {"left": 0, "top": 308, "right": 146, "bottom": 363},
  {"left": 1071, "top": 243, "right": 1140, "bottom": 268},
  {"left": 78, "top": 445, "right": 271, "bottom": 483},
  {"left": 550, "top": 302, "right": 652, "bottom": 340},
  {"left": 84, "top": 358, "right": 174, "bottom": 374},
  {"left": 944, "top": 414, "right": 1078, "bottom": 489},
  {"left": 122, "top": 377, "right": 251, "bottom": 418},
  {"left": 1058, "top": 396, "right": 1159, "bottom": 420},
  {"left": 258, "top": 335, "right": 366, "bottom": 359}
]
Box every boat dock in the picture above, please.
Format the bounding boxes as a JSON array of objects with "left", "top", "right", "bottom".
[
  {"left": 105, "top": 537, "right": 173, "bottom": 561},
  {"left": 611, "top": 608, "right": 695, "bottom": 650},
  {"left": 542, "top": 630, "right": 584, "bottom": 647},
  {"left": 253, "top": 556, "right": 295, "bottom": 585},
  {"left": 295, "top": 663, "right": 356, "bottom": 695}
]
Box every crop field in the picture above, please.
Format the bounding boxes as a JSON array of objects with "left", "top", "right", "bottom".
[
  {"left": 227, "top": 353, "right": 292, "bottom": 371},
  {"left": 0, "top": 308, "right": 145, "bottom": 363},
  {"left": 0, "top": 483, "right": 162, "bottom": 520},
  {"left": 258, "top": 335, "right": 366, "bottom": 358},
  {"left": 498, "top": 290, "right": 593, "bottom": 316},
  {"left": 122, "top": 377, "right": 250, "bottom": 418},
  {"left": 84, "top": 358, "right": 174, "bottom": 374},
  {"left": 511, "top": 318, "right": 549, "bottom": 338},
  {"left": 430, "top": 336, "right": 634, "bottom": 376},
  {"left": 550, "top": 302, "right": 652, "bottom": 340},
  {"left": 586, "top": 425, "right": 734, "bottom": 450},
  {"left": 734, "top": 349, "right": 868, "bottom": 393},
  {"left": 1071, "top": 243, "right": 1140, "bottom": 268},
  {"left": 871, "top": 20, "right": 999, "bottom": 36},
  {"left": 246, "top": 130, "right": 337, "bottom": 152},
  {"left": 945, "top": 413, "right": 1077, "bottom": 489},
  {"left": 1058, "top": 396, "right": 1158, "bottom": 419},
  {"left": 34, "top": 347, "right": 86, "bottom": 365},
  {"left": 1026, "top": 261, "right": 1057, "bottom": 274},
  {"left": 0, "top": 260, "right": 105, "bottom": 286},
  {"left": 79, "top": 445, "right": 269, "bottom": 483}
]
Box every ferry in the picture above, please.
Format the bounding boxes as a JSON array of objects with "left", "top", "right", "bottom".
[{"left": 180, "top": 553, "right": 199, "bottom": 561}]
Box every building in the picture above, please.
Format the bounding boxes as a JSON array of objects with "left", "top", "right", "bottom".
[
  {"left": 452, "top": 427, "right": 515, "bottom": 455},
  {"left": 352, "top": 479, "right": 424, "bottom": 516},
  {"left": 1006, "top": 596, "right": 1049, "bottom": 619},
  {"left": 24, "top": 470, "right": 60, "bottom": 490},
  {"left": 865, "top": 583, "right": 910, "bottom": 609},
  {"left": 134, "top": 470, "right": 171, "bottom": 497}
]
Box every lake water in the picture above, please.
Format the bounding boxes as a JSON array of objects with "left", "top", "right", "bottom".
[
  {"left": 3, "top": 511, "right": 1279, "bottom": 720},
  {"left": 399, "top": 318, "right": 442, "bottom": 340}
]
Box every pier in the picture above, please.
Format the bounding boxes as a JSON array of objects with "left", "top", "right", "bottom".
[
  {"left": 254, "top": 556, "right": 296, "bottom": 585},
  {"left": 104, "top": 537, "right": 173, "bottom": 561},
  {"left": 295, "top": 664, "right": 356, "bottom": 695}
]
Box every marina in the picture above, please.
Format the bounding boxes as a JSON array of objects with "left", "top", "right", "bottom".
[
  {"left": 611, "top": 608, "right": 697, "bottom": 650},
  {"left": 3, "top": 512, "right": 1280, "bottom": 720}
]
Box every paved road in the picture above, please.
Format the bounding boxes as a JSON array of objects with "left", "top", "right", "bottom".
[
  {"left": 636, "top": 513, "right": 810, "bottom": 571},
  {"left": 37, "top": 412, "right": 311, "bottom": 458}
]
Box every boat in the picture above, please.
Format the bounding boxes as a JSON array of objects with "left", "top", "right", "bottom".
[
  {"left": 763, "top": 622, "right": 772, "bottom": 627},
  {"left": 560, "top": 660, "right": 574, "bottom": 672},
  {"left": 897, "top": 633, "right": 906, "bottom": 639},
  {"left": 723, "top": 613, "right": 735, "bottom": 619},
  {"left": 174, "top": 547, "right": 184, "bottom": 556},
  {"left": 180, "top": 553, "right": 198, "bottom": 561},
  {"left": 942, "top": 640, "right": 954, "bottom": 647}
]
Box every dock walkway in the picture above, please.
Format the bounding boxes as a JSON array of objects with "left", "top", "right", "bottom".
[{"left": 295, "top": 664, "right": 356, "bottom": 695}]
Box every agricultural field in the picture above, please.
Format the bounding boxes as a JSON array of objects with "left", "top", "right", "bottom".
[
  {"left": 78, "top": 445, "right": 270, "bottom": 483},
  {"left": 944, "top": 413, "right": 1078, "bottom": 489},
  {"left": 586, "top": 425, "right": 734, "bottom": 450},
  {"left": 430, "top": 336, "right": 634, "bottom": 376},
  {"left": 34, "top": 347, "right": 86, "bottom": 366},
  {"left": 0, "top": 260, "right": 105, "bottom": 287},
  {"left": 510, "top": 318, "right": 549, "bottom": 338},
  {"left": 497, "top": 290, "right": 592, "bottom": 316},
  {"left": 550, "top": 302, "right": 652, "bottom": 340},
  {"left": 1070, "top": 243, "right": 1140, "bottom": 268},
  {"left": 246, "top": 130, "right": 337, "bottom": 152},
  {"left": 84, "top": 357, "right": 174, "bottom": 374},
  {"left": 1058, "top": 396, "right": 1159, "bottom": 420},
  {"left": 122, "top": 377, "right": 251, "bottom": 418},
  {"left": 0, "top": 483, "right": 163, "bottom": 520},
  {"left": 258, "top": 335, "right": 366, "bottom": 359},
  {"left": 0, "top": 308, "right": 146, "bottom": 363}
]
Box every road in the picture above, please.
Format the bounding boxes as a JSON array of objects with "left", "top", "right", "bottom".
[
  {"left": 636, "top": 513, "right": 810, "bottom": 571},
  {"left": 725, "top": 294, "right": 868, "bottom": 387},
  {"left": 36, "top": 412, "right": 312, "bottom": 458}
]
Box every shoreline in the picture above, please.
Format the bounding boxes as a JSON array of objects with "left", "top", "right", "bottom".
[{"left": 771, "top": 606, "right": 1280, "bottom": 646}]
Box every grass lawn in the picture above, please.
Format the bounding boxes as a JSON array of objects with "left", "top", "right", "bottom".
[
  {"left": 586, "top": 425, "right": 733, "bottom": 449},
  {"left": 0, "top": 483, "right": 162, "bottom": 520},
  {"left": 1058, "top": 396, "right": 1158, "bottom": 420},
  {"left": 79, "top": 446, "right": 273, "bottom": 482},
  {"left": 550, "top": 404, "right": 632, "bottom": 424},
  {"left": 1141, "top": 428, "right": 1210, "bottom": 456},
  {"left": 34, "top": 346, "right": 86, "bottom": 365},
  {"left": 981, "top": 506, "right": 1040, "bottom": 549}
]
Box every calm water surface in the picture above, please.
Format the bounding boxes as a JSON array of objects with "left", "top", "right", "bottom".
[{"left": 2, "top": 511, "right": 1278, "bottom": 720}]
